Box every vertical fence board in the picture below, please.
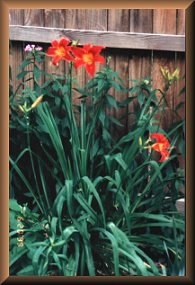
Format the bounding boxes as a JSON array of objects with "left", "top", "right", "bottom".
[
  {"left": 175, "top": 10, "right": 185, "bottom": 177},
  {"left": 65, "top": 9, "right": 107, "bottom": 84},
  {"left": 152, "top": 9, "right": 177, "bottom": 130},
  {"left": 177, "top": 9, "right": 185, "bottom": 35},
  {"left": 107, "top": 9, "right": 130, "bottom": 136},
  {"left": 175, "top": 9, "right": 185, "bottom": 120},
  {"left": 128, "top": 9, "right": 153, "bottom": 129},
  {"left": 9, "top": 10, "right": 24, "bottom": 92},
  {"left": 130, "top": 9, "right": 153, "bottom": 33},
  {"left": 44, "top": 9, "right": 66, "bottom": 80},
  {"left": 65, "top": 9, "right": 108, "bottom": 108},
  {"left": 65, "top": 9, "right": 85, "bottom": 92}
]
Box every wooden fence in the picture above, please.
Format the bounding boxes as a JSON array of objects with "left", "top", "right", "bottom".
[{"left": 9, "top": 9, "right": 185, "bottom": 131}]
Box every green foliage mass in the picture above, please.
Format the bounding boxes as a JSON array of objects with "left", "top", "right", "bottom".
[{"left": 9, "top": 48, "right": 185, "bottom": 276}]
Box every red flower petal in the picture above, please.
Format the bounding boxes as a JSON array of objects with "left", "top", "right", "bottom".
[
  {"left": 151, "top": 143, "right": 164, "bottom": 152},
  {"left": 83, "top": 44, "right": 93, "bottom": 51},
  {"left": 71, "top": 46, "right": 85, "bottom": 58},
  {"left": 86, "top": 63, "right": 96, "bottom": 78},
  {"left": 150, "top": 133, "right": 170, "bottom": 148},
  {"left": 94, "top": 55, "right": 105, "bottom": 64},
  {"left": 59, "top": 38, "right": 70, "bottom": 46},
  {"left": 52, "top": 56, "right": 61, "bottom": 65},
  {"left": 71, "top": 44, "right": 105, "bottom": 77},
  {"left": 74, "top": 59, "right": 85, "bottom": 68},
  {"left": 90, "top": 45, "right": 105, "bottom": 55},
  {"left": 51, "top": 40, "right": 59, "bottom": 47},
  {"left": 46, "top": 47, "right": 57, "bottom": 56},
  {"left": 159, "top": 149, "right": 170, "bottom": 162}
]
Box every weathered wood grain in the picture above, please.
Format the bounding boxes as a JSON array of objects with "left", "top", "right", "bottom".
[
  {"left": 177, "top": 9, "right": 185, "bottom": 35},
  {"left": 9, "top": 25, "right": 185, "bottom": 52},
  {"left": 152, "top": 9, "right": 177, "bottom": 130},
  {"left": 128, "top": 9, "right": 153, "bottom": 129},
  {"left": 44, "top": 9, "right": 66, "bottom": 78},
  {"left": 9, "top": 10, "right": 24, "bottom": 92},
  {"left": 65, "top": 9, "right": 108, "bottom": 108},
  {"left": 175, "top": 12, "right": 185, "bottom": 179},
  {"left": 175, "top": 9, "right": 185, "bottom": 122},
  {"left": 130, "top": 9, "right": 153, "bottom": 33},
  {"left": 107, "top": 9, "right": 130, "bottom": 137}
]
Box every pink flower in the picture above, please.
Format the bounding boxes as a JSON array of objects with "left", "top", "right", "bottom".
[
  {"left": 24, "top": 44, "right": 43, "bottom": 52},
  {"left": 24, "top": 44, "right": 33, "bottom": 52},
  {"left": 35, "top": 46, "right": 43, "bottom": 51}
]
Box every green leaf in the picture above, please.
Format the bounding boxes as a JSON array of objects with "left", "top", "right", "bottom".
[
  {"left": 82, "top": 176, "right": 106, "bottom": 227},
  {"left": 16, "top": 265, "right": 34, "bottom": 276},
  {"left": 114, "top": 153, "right": 128, "bottom": 171},
  {"left": 111, "top": 80, "right": 124, "bottom": 92},
  {"left": 137, "top": 92, "right": 145, "bottom": 106},
  {"left": 9, "top": 199, "right": 22, "bottom": 212},
  {"left": 97, "top": 79, "right": 105, "bottom": 92},
  {"left": 33, "top": 246, "right": 47, "bottom": 275},
  {"left": 93, "top": 227, "right": 120, "bottom": 276},
  {"left": 106, "top": 94, "right": 117, "bottom": 108},
  {"left": 19, "top": 59, "right": 32, "bottom": 70},
  {"left": 10, "top": 247, "right": 28, "bottom": 267},
  {"left": 34, "top": 66, "right": 42, "bottom": 81},
  {"left": 17, "top": 71, "right": 29, "bottom": 80},
  {"left": 74, "top": 193, "right": 97, "bottom": 224},
  {"left": 109, "top": 116, "right": 123, "bottom": 127},
  {"left": 99, "top": 110, "right": 105, "bottom": 125}
]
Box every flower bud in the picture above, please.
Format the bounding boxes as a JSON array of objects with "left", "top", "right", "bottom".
[
  {"left": 31, "top": 95, "right": 43, "bottom": 109},
  {"left": 138, "top": 137, "right": 143, "bottom": 147},
  {"left": 18, "top": 105, "right": 25, "bottom": 113}
]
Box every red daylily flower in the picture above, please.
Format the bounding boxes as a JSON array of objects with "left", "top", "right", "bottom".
[
  {"left": 46, "top": 38, "right": 74, "bottom": 65},
  {"left": 71, "top": 44, "right": 105, "bottom": 77},
  {"left": 158, "top": 149, "right": 170, "bottom": 163},
  {"left": 149, "top": 133, "right": 170, "bottom": 162}
]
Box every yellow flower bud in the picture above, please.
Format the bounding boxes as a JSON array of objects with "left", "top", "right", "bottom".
[
  {"left": 31, "top": 95, "right": 43, "bottom": 109},
  {"left": 138, "top": 137, "right": 143, "bottom": 146},
  {"left": 171, "top": 67, "right": 180, "bottom": 80},
  {"left": 160, "top": 66, "right": 168, "bottom": 79},
  {"left": 18, "top": 105, "right": 25, "bottom": 113},
  {"left": 160, "top": 66, "right": 180, "bottom": 82},
  {"left": 71, "top": 39, "right": 79, "bottom": 46}
]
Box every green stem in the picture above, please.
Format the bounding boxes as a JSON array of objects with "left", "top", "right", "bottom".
[
  {"left": 81, "top": 99, "right": 86, "bottom": 177},
  {"left": 25, "top": 114, "right": 45, "bottom": 215},
  {"left": 68, "top": 62, "right": 81, "bottom": 181},
  {"left": 89, "top": 95, "right": 95, "bottom": 178},
  {"left": 32, "top": 54, "right": 36, "bottom": 91},
  {"left": 69, "top": 62, "right": 73, "bottom": 105}
]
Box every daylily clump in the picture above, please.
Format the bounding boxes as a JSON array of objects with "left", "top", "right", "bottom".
[{"left": 46, "top": 37, "right": 105, "bottom": 78}]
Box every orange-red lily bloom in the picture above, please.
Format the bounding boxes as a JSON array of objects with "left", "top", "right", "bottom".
[
  {"left": 46, "top": 38, "right": 74, "bottom": 65},
  {"left": 71, "top": 44, "right": 105, "bottom": 77},
  {"left": 149, "top": 133, "right": 170, "bottom": 162}
]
